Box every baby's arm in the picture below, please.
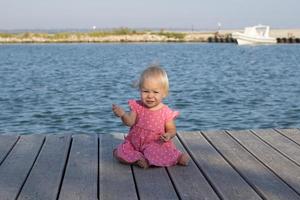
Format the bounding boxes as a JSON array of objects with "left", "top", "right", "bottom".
[
  {"left": 112, "top": 104, "right": 137, "bottom": 127},
  {"left": 161, "top": 120, "right": 177, "bottom": 142}
]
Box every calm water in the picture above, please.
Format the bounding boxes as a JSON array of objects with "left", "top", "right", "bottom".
[{"left": 0, "top": 43, "right": 300, "bottom": 134}]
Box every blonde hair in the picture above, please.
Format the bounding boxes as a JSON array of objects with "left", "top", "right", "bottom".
[{"left": 138, "top": 65, "right": 169, "bottom": 96}]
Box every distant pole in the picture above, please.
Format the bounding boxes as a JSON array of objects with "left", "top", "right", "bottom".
[{"left": 217, "top": 22, "right": 221, "bottom": 33}]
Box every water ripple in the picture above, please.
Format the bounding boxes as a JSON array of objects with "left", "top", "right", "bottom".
[{"left": 0, "top": 43, "right": 300, "bottom": 134}]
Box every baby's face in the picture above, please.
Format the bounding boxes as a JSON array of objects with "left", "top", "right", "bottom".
[{"left": 140, "top": 79, "right": 165, "bottom": 110}]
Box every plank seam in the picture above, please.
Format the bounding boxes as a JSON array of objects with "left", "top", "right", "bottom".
[
  {"left": 97, "top": 134, "right": 100, "bottom": 200},
  {"left": 56, "top": 134, "right": 73, "bottom": 200},
  {"left": 99, "top": 134, "right": 102, "bottom": 200},
  {"left": 0, "top": 136, "right": 20, "bottom": 167},
  {"left": 131, "top": 165, "right": 141, "bottom": 200},
  {"left": 165, "top": 167, "right": 182, "bottom": 200},
  {"left": 15, "top": 135, "right": 46, "bottom": 199},
  {"left": 200, "top": 131, "right": 266, "bottom": 200},
  {"left": 250, "top": 129, "right": 300, "bottom": 168},
  {"left": 176, "top": 132, "right": 223, "bottom": 200},
  {"left": 274, "top": 128, "right": 300, "bottom": 146},
  {"left": 226, "top": 130, "right": 300, "bottom": 197}
]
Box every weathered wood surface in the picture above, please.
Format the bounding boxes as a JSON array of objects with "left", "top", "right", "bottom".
[{"left": 0, "top": 128, "right": 300, "bottom": 200}]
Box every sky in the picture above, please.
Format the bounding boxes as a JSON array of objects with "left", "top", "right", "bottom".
[{"left": 0, "top": 0, "right": 299, "bottom": 30}]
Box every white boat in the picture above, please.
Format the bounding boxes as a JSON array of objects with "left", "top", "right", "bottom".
[{"left": 232, "top": 25, "right": 277, "bottom": 45}]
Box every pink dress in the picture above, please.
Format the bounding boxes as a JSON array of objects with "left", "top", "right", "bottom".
[{"left": 115, "top": 99, "right": 182, "bottom": 167}]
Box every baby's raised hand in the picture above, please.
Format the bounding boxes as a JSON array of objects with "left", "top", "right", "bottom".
[{"left": 112, "top": 104, "right": 125, "bottom": 118}]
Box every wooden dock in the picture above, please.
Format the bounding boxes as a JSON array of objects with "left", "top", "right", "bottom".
[{"left": 1, "top": 128, "right": 300, "bottom": 200}]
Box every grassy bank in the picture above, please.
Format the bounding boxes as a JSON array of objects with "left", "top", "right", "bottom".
[
  {"left": 0, "top": 28, "right": 192, "bottom": 43},
  {"left": 2, "top": 27, "right": 300, "bottom": 43}
]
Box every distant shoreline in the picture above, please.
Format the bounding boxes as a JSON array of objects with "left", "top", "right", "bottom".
[{"left": 1, "top": 28, "right": 300, "bottom": 43}]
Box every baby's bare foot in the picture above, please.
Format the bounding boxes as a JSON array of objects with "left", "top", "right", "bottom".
[
  {"left": 136, "top": 158, "right": 149, "bottom": 169},
  {"left": 178, "top": 153, "right": 190, "bottom": 166}
]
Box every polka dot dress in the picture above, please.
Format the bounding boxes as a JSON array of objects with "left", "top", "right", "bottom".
[{"left": 116, "top": 100, "right": 182, "bottom": 167}]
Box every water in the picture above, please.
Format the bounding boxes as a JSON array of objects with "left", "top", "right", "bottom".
[{"left": 0, "top": 43, "right": 300, "bottom": 135}]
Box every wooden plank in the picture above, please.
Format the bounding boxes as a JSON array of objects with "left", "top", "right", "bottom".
[
  {"left": 133, "top": 166, "right": 179, "bottom": 200},
  {"left": 167, "top": 135, "right": 220, "bottom": 200},
  {"left": 0, "top": 134, "right": 19, "bottom": 164},
  {"left": 276, "top": 128, "right": 300, "bottom": 145},
  {"left": 202, "top": 130, "right": 300, "bottom": 200},
  {"left": 18, "top": 134, "right": 72, "bottom": 200},
  {"left": 252, "top": 129, "right": 300, "bottom": 166},
  {"left": 58, "top": 134, "right": 98, "bottom": 200},
  {"left": 0, "top": 134, "right": 45, "bottom": 200},
  {"left": 178, "top": 131, "right": 262, "bottom": 200},
  {"left": 228, "top": 130, "right": 300, "bottom": 195},
  {"left": 99, "top": 133, "right": 138, "bottom": 200}
]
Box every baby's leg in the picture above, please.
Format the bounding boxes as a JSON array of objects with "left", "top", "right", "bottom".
[
  {"left": 113, "top": 140, "right": 145, "bottom": 164},
  {"left": 113, "top": 149, "right": 131, "bottom": 164},
  {"left": 114, "top": 148, "right": 149, "bottom": 168}
]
